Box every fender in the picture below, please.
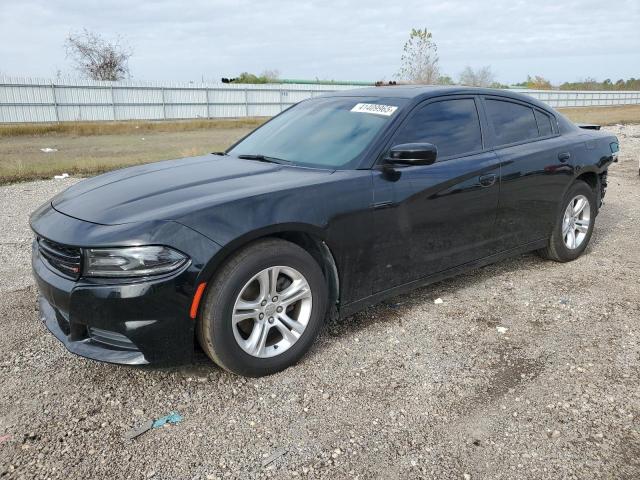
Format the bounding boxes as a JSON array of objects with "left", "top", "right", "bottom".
[{"left": 196, "top": 222, "right": 330, "bottom": 284}]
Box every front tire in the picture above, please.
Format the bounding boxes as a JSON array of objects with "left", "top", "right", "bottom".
[
  {"left": 538, "top": 180, "right": 596, "bottom": 262},
  {"left": 197, "top": 238, "right": 328, "bottom": 377}
]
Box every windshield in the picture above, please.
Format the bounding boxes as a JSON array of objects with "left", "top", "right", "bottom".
[{"left": 228, "top": 97, "right": 406, "bottom": 169}]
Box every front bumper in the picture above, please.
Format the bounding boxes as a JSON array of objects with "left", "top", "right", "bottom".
[
  {"left": 39, "top": 294, "right": 148, "bottom": 364},
  {"left": 33, "top": 245, "right": 196, "bottom": 365},
  {"left": 29, "top": 203, "right": 223, "bottom": 366}
]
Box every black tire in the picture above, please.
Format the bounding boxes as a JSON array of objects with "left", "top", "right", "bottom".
[
  {"left": 196, "top": 238, "right": 328, "bottom": 377},
  {"left": 538, "top": 180, "right": 596, "bottom": 262}
]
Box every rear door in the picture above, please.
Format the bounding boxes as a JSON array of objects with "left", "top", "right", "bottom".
[
  {"left": 481, "top": 96, "right": 574, "bottom": 250},
  {"left": 371, "top": 96, "right": 501, "bottom": 292}
]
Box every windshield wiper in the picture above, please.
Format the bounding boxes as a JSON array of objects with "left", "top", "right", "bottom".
[
  {"left": 211, "top": 151, "right": 228, "bottom": 156},
  {"left": 237, "top": 154, "right": 289, "bottom": 165}
]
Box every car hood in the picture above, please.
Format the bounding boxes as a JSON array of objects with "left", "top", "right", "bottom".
[{"left": 52, "top": 155, "right": 335, "bottom": 225}]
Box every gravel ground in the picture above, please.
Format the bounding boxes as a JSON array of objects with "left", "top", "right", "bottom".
[{"left": 0, "top": 125, "right": 639, "bottom": 480}]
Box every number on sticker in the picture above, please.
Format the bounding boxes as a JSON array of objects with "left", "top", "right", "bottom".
[{"left": 350, "top": 103, "right": 398, "bottom": 116}]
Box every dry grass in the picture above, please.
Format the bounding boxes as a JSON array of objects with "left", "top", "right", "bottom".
[
  {"left": 0, "top": 128, "right": 253, "bottom": 184},
  {"left": 557, "top": 105, "right": 640, "bottom": 125},
  {"left": 0, "top": 106, "right": 638, "bottom": 184},
  {"left": 0, "top": 117, "right": 266, "bottom": 138}
]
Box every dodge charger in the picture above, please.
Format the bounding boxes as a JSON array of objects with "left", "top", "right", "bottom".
[{"left": 30, "top": 86, "right": 619, "bottom": 376}]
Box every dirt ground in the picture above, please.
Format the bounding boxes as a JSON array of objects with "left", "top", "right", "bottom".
[{"left": 0, "top": 125, "right": 638, "bottom": 479}]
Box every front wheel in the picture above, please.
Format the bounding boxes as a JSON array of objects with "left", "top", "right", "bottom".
[
  {"left": 196, "top": 238, "right": 327, "bottom": 377},
  {"left": 538, "top": 180, "right": 596, "bottom": 262}
]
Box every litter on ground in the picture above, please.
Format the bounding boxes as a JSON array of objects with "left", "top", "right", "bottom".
[
  {"left": 152, "top": 411, "right": 183, "bottom": 429},
  {"left": 262, "top": 447, "right": 288, "bottom": 467},
  {"left": 125, "top": 420, "right": 153, "bottom": 441},
  {"left": 125, "top": 411, "right": 183, "bottom": 441}
]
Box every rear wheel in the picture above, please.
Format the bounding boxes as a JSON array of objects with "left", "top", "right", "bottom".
[
  {"left": 197, "top": 238, "right": 327, "bottom": 377},
  {"left": 538, "top": 180, "right": 596, "bottom": 262}
]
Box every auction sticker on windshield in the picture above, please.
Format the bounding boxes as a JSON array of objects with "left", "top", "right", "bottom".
[{"left": 350, "top": 103, "right": 398, "bottom": 116}]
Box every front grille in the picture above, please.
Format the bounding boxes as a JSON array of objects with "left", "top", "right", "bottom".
[
  {"left": 88, "top": 327, "right": 137, "bottom": 350},
  {"left": 38, "top": 237, "right": 82, "bottom": 279}
]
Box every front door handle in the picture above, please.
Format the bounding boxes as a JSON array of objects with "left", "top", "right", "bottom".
[
  {"left": 558, "top": 152, "right": 571, "bottom": 162},
  {"left": 478, "top": 173, "right": 497, "bottom": 187}
]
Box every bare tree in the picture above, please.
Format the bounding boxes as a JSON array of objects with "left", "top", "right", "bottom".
[
  {"left": 65, "top": 29, "right": 132, "bottom": 81},
  {"left": 459, "top": 65, "right": 495, "bottom": 87},
  {"left": 261, "top": 69, "right": 280, "bottom": 82},
  {"left": 397, "top": 28, "right": 440, "bottom": 84}
]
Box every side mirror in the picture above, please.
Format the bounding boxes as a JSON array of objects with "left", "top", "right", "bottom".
[{"left": 384, "top": 143, "right": 438, "bottom": 166}]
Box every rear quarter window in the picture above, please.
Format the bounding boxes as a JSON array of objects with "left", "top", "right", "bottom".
[
  {"left": 534, "top": 109, "right": 554, "bottom": 137},
  {"left": 485, "top": 99, "right": 539, "bottom": 146}
]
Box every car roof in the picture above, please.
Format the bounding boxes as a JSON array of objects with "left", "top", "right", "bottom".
[{"left": 320, "top": 85, "right": 553, "bottom": 111}]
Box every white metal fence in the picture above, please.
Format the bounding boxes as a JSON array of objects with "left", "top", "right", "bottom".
[
  {"left": 0, "top": 76, "right": 355, "bottom": 123},
  {"left": 1, "top": 76, "right": 639, "bottom": 123},
  {"left": 521, "top": 89, "right": 640, "bottom": 108}
]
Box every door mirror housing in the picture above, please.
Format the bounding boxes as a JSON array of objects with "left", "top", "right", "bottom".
[{"left": 384, "top": 143, "right": 438, "bottom": 166}]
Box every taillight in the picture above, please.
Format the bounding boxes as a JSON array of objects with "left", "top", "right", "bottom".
[{"left": 610, "top": 141, "right": 619, "bottom": 162}]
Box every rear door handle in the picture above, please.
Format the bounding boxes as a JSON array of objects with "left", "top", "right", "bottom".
[
  {"left": 478, "top": 173, "right": 497, "bottom": 187},
  {"left": 558, "top": 152, "right": 571, "bottom": 162}
]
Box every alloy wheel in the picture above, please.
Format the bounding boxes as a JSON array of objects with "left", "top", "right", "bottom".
[
  {"left": 231, "top": 266, "right": 312, "bottom": 358},
  {"left": 562, "top": 194, "right": 591, "bottom": 249}
]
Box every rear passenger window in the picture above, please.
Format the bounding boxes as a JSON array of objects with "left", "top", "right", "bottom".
[
  {"left": 534, "top": 110, "right": 554, "bottom": 137},
  {"left": 485, "top": 99, "right": 538, "bottom": 145},
  {"left": 393, "top": 98, "right": 482, "bottom": 159}
]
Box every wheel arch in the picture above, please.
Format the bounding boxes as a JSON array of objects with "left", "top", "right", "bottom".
[
  {"left": 574, "top": 169, "right": 603, "bottom": 212},
  {"left": 557, "top": 168, "right": 600, "bottom": 206},
  {"left": 575, "top": 170, "right": 599, "bottom": 192},
  {"left": 549, "top": 169, "right": 601, "bottom": 238},
  {"left": 198, "top": 224, "right": 341, "bottom": 309}
]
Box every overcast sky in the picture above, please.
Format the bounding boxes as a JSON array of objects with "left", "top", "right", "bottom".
[{"left": 1, "top": 0, "right": 638, "bottom": 84}]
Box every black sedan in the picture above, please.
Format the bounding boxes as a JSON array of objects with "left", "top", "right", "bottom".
[{"left": 30, "top": 86, "right": 619, "bottom": 376}]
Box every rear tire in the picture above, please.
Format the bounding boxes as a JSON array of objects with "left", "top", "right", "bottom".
[
  {"left": 538, "top": 180, "right": 596, "bottom": 262},
  {"left": 197, "top": 238, "right": 327, "bottom": 377}
]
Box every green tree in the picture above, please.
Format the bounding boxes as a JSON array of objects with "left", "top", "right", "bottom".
[
  {"left": 437, "top": 75, "right": 455, "bottom": 85},
  {"left": 232, "top": 69, "right": 280, "bottom": 84},
  {"left": 516, "top": 75, "right": 552, "bottom": 90},
  {"left": 397, "top": 28, "right": 440, "bottom": 84}
]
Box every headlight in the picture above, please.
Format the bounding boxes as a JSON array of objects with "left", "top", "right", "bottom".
[{"left": 83, "top": 246, "right": 188, "bottom": 278}]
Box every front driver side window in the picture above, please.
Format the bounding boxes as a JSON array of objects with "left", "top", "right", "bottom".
[{"left": 392, "top": 98, "right": 483, "bottom": 159}]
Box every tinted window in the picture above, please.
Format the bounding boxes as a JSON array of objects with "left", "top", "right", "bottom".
[
  {"left": 230, "top": 97, "right": 405, "bottom": 169},
  {"left": 393, "top": 98, "right": 482, "bottom": 158},
  {"left": 534, "top": 109, "right": 553, "bottom": 137},
  {"left": 485, "top": 99, "right": 538, "bottom": 145}
]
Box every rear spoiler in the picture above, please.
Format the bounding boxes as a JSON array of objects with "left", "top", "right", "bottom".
[{"left": 577, "top": 123, "right": 601, "bottom": 130}]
